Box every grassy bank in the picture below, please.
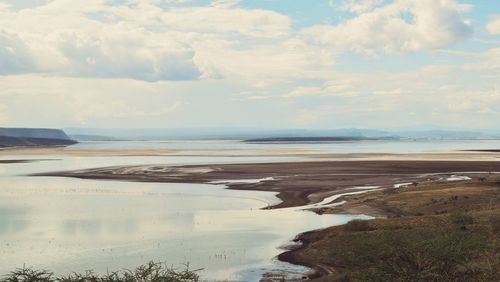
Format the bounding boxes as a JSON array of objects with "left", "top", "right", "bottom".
[
  {"left": 280, "top": 175, "right": 500, "bottom": 282},
  {"left": 2, "top": 261, "right": 200, "bottom": 282}
]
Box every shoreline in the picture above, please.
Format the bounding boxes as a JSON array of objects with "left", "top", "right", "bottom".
[
  {"left": 33, "top": 159, "right": 500, "bottom": 281},
  {"left": 36, "top": 160, "right": 500, "bottom": 209},
  {"left": 277, "top": 195, "right": 386, "bottom": 281},
  {"left": 278, "top": 174, "right": 500, "bottom": 281},
  {"left": 3, "top": 145, "right": 500, "bottom": 160}
]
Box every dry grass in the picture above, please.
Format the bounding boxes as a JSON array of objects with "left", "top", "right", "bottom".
[{"left": 282, "top": 175, "right": 500, "bottom": 281}]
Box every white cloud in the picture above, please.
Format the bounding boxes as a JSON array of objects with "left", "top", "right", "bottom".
[
  {"left": 487, "top": 16, "right": 500, "bottom": 35},
  {"left": 288, "top": 57, "right": 500, "bottom": 129},
  {"left": 56, "top": 30, "right": 201, "bottom": 81},
  {"left": 0, "top": 1, "right": 203, "bottom": 81},
  {"left": 247, "top": 95, "right": 271, "bottom": 100},
  {"left": 156, "top": 6, "right": 291, "bottom": 38},
  {"left": 283, "top": 80, "right": 358, "bottom": 98},
  {"left": 302, "top": 0, "right": 473, "bottom": 54},
  {"left": 0, "top": 0, "right": 292, "bottom": 82},
  {"left": 194, "top": 38, "right": 337, "bottom": 86},
  {"left": 446, "top": 88, "right": 500, "bottom": 114},
  {"left": 0, "top": 75, "right": 186, "bottom": 126},
  {"left": 210, "top": 0, "right": 240, "bottom": 8},
  {"left": 0, "top": 31, "right": 35, "bottom": 74},
  {"left": 338, "top": 0, "right": 384, "bottom": 14},
  {"left": 373, "top": 88, "right": 406, "bottom": 96},
  {"left": 0, "top": 0, "right": 49, "bottom": 11},
  {"left": 0, "top": 104, "right": 10, "bottom": 123},
  {"left": 0, "top": 0, "right": 498, "bottom": 130},
  {"left": 484, "top": 47, "right": 500, "bottom": 69},
  {"left": 463, "top": 47, "right": 500, "bottom": 71}
]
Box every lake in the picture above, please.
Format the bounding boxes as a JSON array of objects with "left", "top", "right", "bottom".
[{"left": 1, "top": 139, "right": 499, "bottom": 281}]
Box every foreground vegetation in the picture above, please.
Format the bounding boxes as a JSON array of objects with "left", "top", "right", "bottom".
[
  {"left": 281, "top": 174, "right": 500, "bottom": 282},
  {"left": 2, "top": 261, "right": 200, "bottom": 282}
]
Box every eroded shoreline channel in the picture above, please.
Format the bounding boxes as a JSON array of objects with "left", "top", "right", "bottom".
[{"left": 35, "top": 160, "right": 500, "bottom": 281}]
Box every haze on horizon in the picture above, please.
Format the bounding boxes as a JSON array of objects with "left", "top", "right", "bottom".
[{"left": 0, "top": 0, "right": 499, "bottom": 130}]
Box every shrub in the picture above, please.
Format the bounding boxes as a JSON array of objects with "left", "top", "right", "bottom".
[
  {"left": 344, "top": 220, "right": 372, "bottom": 232},
  {"left": 490, "top": 217, "right": 500, "bottom": 234},
  {"left": 345, "top": 230, "right": 488, "bottom": 282},
  {"left": 4, "top": 267, "right": 54, "bottom": 282},
  {"left": 449, "top": 213, "right": 474, "bottom": 225},
  {"left": 2, "top": 262, "right": 200, "bottom": 282}
]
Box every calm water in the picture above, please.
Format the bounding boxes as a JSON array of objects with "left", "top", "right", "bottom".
[
  {"left": 0, "top": 140, "right": 499, "bottom": 281},
  {"left": 73, "top": 139, "right": 500, "bottom": 154},
  {"left": 0, "top": 151, "right": 367, "bottom": 281}
]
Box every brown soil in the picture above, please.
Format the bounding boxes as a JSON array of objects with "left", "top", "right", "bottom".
[
  {"left": 37, "top": 160, "right": 500, "bottom": 209},
  {"left": 0, "top": 159, "right": 35, "bottom": 164}
]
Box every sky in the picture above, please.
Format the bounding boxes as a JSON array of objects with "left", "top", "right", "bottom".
[{"left": 0, "top": 0, "right": 499, "bottom": 130}]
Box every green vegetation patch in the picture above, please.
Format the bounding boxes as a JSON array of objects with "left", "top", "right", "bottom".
[{"left": 284, "top": 174, "right": 500, "bottom": 282}]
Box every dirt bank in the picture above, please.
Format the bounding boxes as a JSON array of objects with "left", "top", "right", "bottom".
[{"left": 36, "top": 160, "right": 500, "bottom": 209}]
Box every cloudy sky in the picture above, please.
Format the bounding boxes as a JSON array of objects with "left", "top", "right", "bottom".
[{"left": 0, "top": 0, "right": 499, "bottom": 129}]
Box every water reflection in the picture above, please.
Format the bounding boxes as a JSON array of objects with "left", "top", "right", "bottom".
[
  {"left": 0, "top": 147, "right": 374, "bottom": 281},
  {"left": 62, "top": 219, "right": 105, "bottom": 236},
  {"left": 70, "top": 139, "right": 500, "bottom": 154},
  {"left": 0, "top": 207, "right": 30, "bottom": 235},
  {"left": 0, "top": 170, "right": 367, "bottom": 281}
]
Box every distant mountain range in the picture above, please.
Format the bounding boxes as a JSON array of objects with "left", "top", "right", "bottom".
[
  {"left": 245, "top": 136, "right": 397, "bottom": 143},
  {"left": 65, "top": 128, "right": 500, "bottom": 141},
  {"left": 2, "top": 127, "right": 499, "bottom": 146},
  {"left": 0, "top": 128, "right": 77, "bottom": 148}
]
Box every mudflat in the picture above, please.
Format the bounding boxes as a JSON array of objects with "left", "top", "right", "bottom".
[
  {"left": 0, "top": 159, "right": 35, "bottom": 164},
  {"left": 37, "top": 160, "right": 500, "bottom": 209}
]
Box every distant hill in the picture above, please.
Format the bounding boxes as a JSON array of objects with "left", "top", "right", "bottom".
[
  {"left": 64, "top": 127, "right": 500, "bottom": 141},
  {"left": 246, "top": 136, "right": 375, "bottom": 143},
  {"left": 64, "top": 128, "right": 398, "bottom": 140},
  {"left": 0, "top": 128, "right": 77, "bottom": 148},
  {"left": 394, "top": 130, "right": 500, "bottom": 140}
]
